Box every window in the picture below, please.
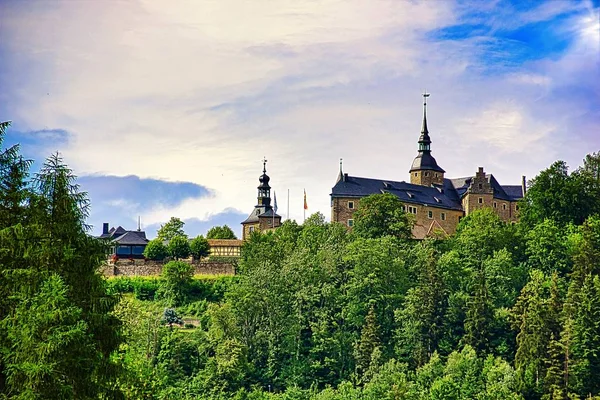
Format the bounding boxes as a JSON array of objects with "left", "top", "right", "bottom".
[
  {"left": 478, "top": 183, "right": 483, "bottom": 190},
  {"left": 425, "top": 172, "right": 430, "bottom": 177},
  {"left": 347, "top": 219, "right": 354, "bottom": 227},
  {"left": 516, "top": 204, "right": 519, "bottom": 210},
  {"left": 493, "top": 201, "right": 497, "bottom": 208},
  {"left": 401, "top": 205, "right": 406, "bottom": 212},
  {"left": 435, "top": 173, "right": 439, "bottom": 177},
  {"left": 249, "top": 226, "right": 255, "bottom": 233},
  {"left": 414, "top": 173, "right": 418, "bottom": 177},
  {"left": 503, "top": 203, "right": 507, "bottom": 210},
  {"left": 348, "top": 201, "right": 354, "bottom": 209},
  {"left": 478, "top": 197, "right": 483, "bottom": 204},
  {"left": 408, "top": 206, "right": 417, "bottom": 214},
  {"left": 428, "top": 210, "right": 433, "bottom": 219},
  {"left": 441, "top": 212, "right": 446, "bottom": 221}
]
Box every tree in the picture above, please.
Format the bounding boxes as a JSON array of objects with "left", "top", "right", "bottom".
[
  {"left": 1, "top": 274, "right": 96, "bottom": 399},
  {"left": 144, "top": 238, "right": 169, "bottom": 260},
  {"left": 354, "top": 304, "right": 382, "bottom": 379},
  {"left": 0, "top": 152, "right": 122, "bottom": 398},
  {"left": 520, "top": 160, "right": 596, "bottom": 227},
  {"left": 162, "top": 308, "right": 184, "bottom": 329},
  {"left": 167, "top": 235, "right": 191, "bottom": 260},
  {"left": 190, "top": 235, "right": 210, "bottom": 259},
  {"left": 157, "top": 217, "right": 186, "bottom": 241},
  {"left": 352, "top": 193, "right": 413, "bottom": 240},
  {"left": 206, "top": 225, "right": 237, "bottom": 240},
  {"left": 159, "top": 260, "right": 194, "bottom": 306}
]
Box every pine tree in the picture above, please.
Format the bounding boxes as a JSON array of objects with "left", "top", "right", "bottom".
[
  {"left": 0, "top": 152, "right": 123, "bottom": 398},
  {"left": 354, "top": 304, "right": 381, "bottom": 381},
  {"left": 463, "top": 269, "right": 493, "bottom": 354}
]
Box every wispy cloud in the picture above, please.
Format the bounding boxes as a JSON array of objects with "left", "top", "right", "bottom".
[{"left": 1, "top": 0, "right": 598, "bottom": 230}]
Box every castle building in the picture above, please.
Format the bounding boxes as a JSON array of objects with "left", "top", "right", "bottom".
[
  {"left": 330, "top": 94, "right": 526, "bottom": 239},
  {"left": 241, "top": 159, "right": 282, "bottom": 240}
]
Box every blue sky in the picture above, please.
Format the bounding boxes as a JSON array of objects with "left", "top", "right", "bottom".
[{"left": 1, "top": 0, "right": 598, "bottom": 238}]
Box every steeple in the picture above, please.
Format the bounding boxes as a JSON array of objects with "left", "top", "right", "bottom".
[
  {"left": 419, "top": 92, "right": 431, "bottom": 152},
  {"left": 409, "top": 92, "right": 445, "bottom": 186},
  {"left": 257, "top": 157, "right": 272, "bottom": 208}
]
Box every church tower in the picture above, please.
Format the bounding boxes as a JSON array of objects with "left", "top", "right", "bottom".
[
  {"left": 409, "top": 93, "right": 445, "bottom": 186},
  {"left": 241, "top": 158, "right": 281, "bottom": 240}
]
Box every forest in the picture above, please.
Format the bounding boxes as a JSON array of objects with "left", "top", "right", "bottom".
[{"left": 1, "top": 118, "right": 600, "bottom": 400}]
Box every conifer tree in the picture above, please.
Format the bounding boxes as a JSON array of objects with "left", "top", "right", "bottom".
[
  {"left": 0, "top": 151, "right": 123, "bottom": 398},
  {"left": 354, "top": 304, "right": 381, "bottom": 380},
  {"left": 463, "top": 269, "right": 493, "bottom": 354}
]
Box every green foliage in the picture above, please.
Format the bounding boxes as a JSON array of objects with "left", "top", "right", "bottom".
[
  {"left": 168, "top": 234, "right": 191, "bottom": 259},
  {"left": 144, "top": 238, "right": 169, "bottom": 260},
  {"left": 159, "top": 260, "right": 195, "bottom": 306},
  {"left": 352, "top": 193, "right": 413, "bottom": 240},
  {"left": 207, "top": 224, "right": 237, "bottom": 239},
  {"left": 0, "top": 138, "right": 122, "bottom": 398},
  {"left": 520, "top": 160, "right": 599, "bottom": 227},
  {"left": 191, "top": 234, "right": 211, "bottom": 259},
  {"left": 157, "top": 217, "right": 186, "bottom": 241}
]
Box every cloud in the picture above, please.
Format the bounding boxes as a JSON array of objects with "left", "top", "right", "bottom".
[
  {"left": 78, "top": 175, "right": 213, "bottom": 234},
  {"left": 1, "top": 0, "right": 598, "bottom": 230}
]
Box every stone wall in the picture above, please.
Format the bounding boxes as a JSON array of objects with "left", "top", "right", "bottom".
[
  {"left": 101, "top": 259, "right": 235, "bottom": 277},
  {"left": 410, "top": 170, "right": 444, "bottom": 186},
  {"left": 331, "top": 195, "right": 464, "bottom": 238}
]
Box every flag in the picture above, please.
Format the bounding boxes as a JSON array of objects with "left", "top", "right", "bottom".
[
  {"left": 304, "top": 189, "right": 308, "bottom": 210},
  {"left": 273, "top": 191, "right": 278, "bottom": 213}
]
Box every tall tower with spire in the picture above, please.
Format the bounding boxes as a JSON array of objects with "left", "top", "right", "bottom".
[
  {"left": 241, "top": 158, "right": 281, "bottom": 240},
  {"left": 409, "top": 92, "right": 445, "bottom": 186}
]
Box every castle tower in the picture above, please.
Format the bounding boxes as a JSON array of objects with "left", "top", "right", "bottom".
[
  {"left": 241, "top": 158, "right": 281, "bottom": 240},
  {"left": 409, "top": 93, "right": 445, "bottom": 186}
]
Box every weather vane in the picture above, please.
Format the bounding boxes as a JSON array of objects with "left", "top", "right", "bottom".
[{"left": 422, "top": 90, "right": 430, "bottom": 106}]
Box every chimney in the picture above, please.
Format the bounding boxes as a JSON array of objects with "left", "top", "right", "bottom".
[
  {"left": 102, "top": 222, "right": 109, "bottom": 235},
  {"left": 343, "top": 173, "right": 348, "bottom": 182},
  {"left": 522, "top": 176, "right": 527, "bottom": 196}
]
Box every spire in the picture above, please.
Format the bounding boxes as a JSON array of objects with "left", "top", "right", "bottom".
[
  {"left": 262, "top": 156, "right": 267, "bottom": 174},
  {"left": 418, "top": 91, "right": 432, "bottom": 153},
  {"left": 409, "top": 92, "right": 445, "bottom": 174},
  {"left": 337, "top": 158, "right": 344, "bottom": 183},
  {"left": 421, "top": 91, "right": 430, "bottom": 135}
]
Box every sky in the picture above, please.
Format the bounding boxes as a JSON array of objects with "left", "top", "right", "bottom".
[{"left": 1, "top": 0, "right": 599, "bottom": 239}]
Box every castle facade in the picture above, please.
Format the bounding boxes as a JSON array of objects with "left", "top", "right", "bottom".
[{"left": 330, "top": 94, "right": 526, "bottom": 239}]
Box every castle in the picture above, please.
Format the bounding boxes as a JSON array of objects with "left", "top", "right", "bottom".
[{"left": 330, "top": 93, "right": 526, "bottom": 238}]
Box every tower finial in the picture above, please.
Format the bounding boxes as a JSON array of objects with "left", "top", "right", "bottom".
[
  {"left": 339, "top": 158, "right": 343, "bottom": 173},
  {"left": 262, "top": 156, "right": 267, "bottom": 173},
  {"left": 421, "top": 91, "right": 430, "bottom": 134}
]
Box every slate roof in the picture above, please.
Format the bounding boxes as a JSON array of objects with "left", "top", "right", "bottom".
[
  {"left": 410, "top": 152, "right": 446, "bottom": 173},
  {"left": 450, "top": 175, "right": 524, "bottom": 201},
  {"left": 332, "top": 173, "right": 524, "bottom": 209},
  {"left": 98, "top": 225, "right": 149, "bottom": 245},
  {"left": 241, "top": 207, "right": 281, "bottom": 224},
  {"left": 331, "top": 175, "right": 463, "bottom": 211},
  {"left": 112, "top": 230, "right": 149, "bottom": 246}
]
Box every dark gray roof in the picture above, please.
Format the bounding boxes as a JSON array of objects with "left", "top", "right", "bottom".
[
  {"left": 410, "top": 153, "right": 446, "bottom": 173},
  {"left": 241, "top": 206, "right": 281, "bottom": 224},
  {"left": 331, "top": 176, "right": 463, "bottom": 211},
  {"left": 449, "top": 175, "right": 523, "bottom": 201},
  {"left": 501, "top": 185, "right": 524, "bottom": 200},
  {"left": 99, "top": 225, "right": 127, "bottom": 239},
  {"left": 112, "top": 231, "right": 149, "bottom": 246}
]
